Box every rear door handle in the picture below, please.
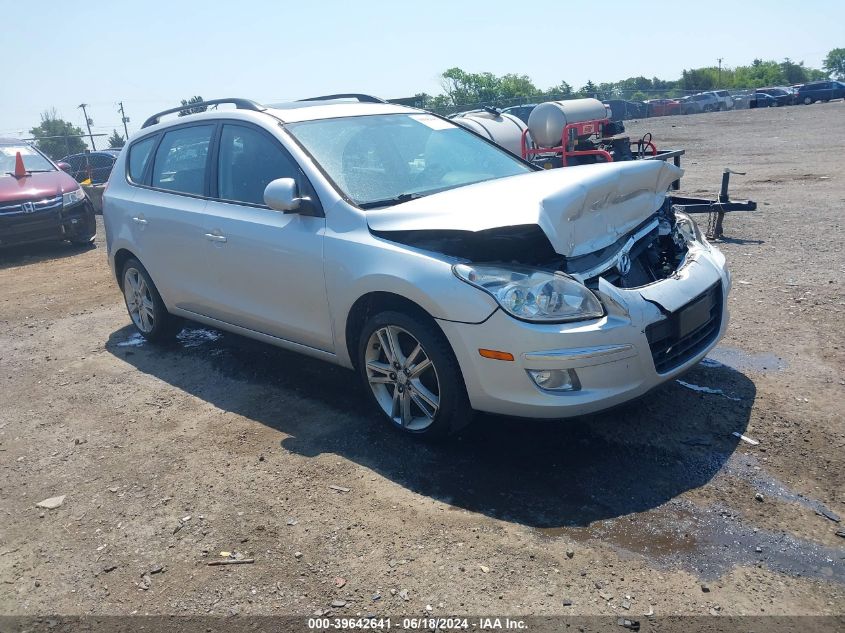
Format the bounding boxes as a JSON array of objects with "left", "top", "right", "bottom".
[
  {"left": 132, "top": 216, "right": 148, "bottom": 225},
  {"left": 204, "top": 232, "right": 227, "bottom": 243}
]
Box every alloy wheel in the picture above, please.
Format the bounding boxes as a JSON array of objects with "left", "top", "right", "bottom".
[
  {"left": 364, "top": 325, "right": 441, "bottom": 431},
  {"left": 123, "top": 267, "right": 155, "bottom": 333}
]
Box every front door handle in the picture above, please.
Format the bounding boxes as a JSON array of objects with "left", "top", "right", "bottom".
[
  {"left": 204, "top": 232, "right": 227, "bottom": 243},
  {"left": 132, "top": 216, "right": 148, "bottom": 225}
]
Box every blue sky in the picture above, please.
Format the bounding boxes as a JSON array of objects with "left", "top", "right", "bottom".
[{"left": 2, "top": 0, "right": 842, "bottom": 141}]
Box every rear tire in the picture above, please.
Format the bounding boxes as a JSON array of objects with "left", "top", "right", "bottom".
[
  {"left": 121, "top": 258, "right": 181, "bottom": 342},
  {"left": 357, "top": 310, "right": 472, "bottom": 439}
]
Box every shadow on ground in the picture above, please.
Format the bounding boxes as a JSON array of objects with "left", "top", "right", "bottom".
[
  {"left": 0, "top": 240, "right": 95, "bottom": 270},
  {"left": 106, "top": 323, "right": 755, "bottom": 529}
]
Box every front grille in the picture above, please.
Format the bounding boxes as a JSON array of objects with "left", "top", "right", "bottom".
[
  {"left": 0, "top": 194, "right": 62, "bottom": 215},
  {"left": 645, "top": 281, "right": 722, "bottom": 374}
]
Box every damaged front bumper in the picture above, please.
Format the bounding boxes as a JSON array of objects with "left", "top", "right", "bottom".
[
  {"left": 0, "top": 197, "right": 96, "bottom": 248},
  {"left": 437, "top": 245, "right": 730, "bottom": 419}
]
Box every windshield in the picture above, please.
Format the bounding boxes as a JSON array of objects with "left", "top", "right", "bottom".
[
  {"left": 0, "top": 145, "right": 55, "bottom": 175},
  {"left": 286, "top": 113, "right": 533, "bottom": 208}
]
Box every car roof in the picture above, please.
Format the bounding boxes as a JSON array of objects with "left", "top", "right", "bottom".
[
  {"left": 136, "top": 97, "right": 423, "bottom": 136},
  {"left": 265, "top": 100, "right": 412, "bottom": 123},
  {"left": 62, "top": 150, "right": 119, "bottom": 158}
]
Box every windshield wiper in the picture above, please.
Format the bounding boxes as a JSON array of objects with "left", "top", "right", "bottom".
[{"left": 359, "top": 192, "right": 426, "bottom": 209}]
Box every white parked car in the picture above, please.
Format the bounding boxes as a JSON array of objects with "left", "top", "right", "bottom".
[
  {"left": 103, "top": 95, "right": 730, "bottom": 438},
  {"left": 708, "top": 90, "right": 734, "bottom": 111}
]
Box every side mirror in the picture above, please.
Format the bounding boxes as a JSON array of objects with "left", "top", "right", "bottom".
[
  {"left": 57, "top": 161, "right": 72, "bottom": 173},
  {"left": 264, "top": 177, "right": 308, "bottom": 213}
]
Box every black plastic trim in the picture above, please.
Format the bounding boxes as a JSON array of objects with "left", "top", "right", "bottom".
[{"left": 141, "top": 98, "right": 265, "bottom": 128}]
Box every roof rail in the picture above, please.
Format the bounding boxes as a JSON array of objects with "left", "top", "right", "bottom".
[
  {"left": 297, "top": 93, "right": 386, "bottom": 104},
  {"left": 141, "top": 98, "right": 265, "bottom": 129}
]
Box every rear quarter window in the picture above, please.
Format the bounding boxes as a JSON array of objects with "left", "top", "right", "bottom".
[{"left": 127, "top": 136, "right": 157, "bottom": 183}]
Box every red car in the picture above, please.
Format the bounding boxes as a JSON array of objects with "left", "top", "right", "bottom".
[
  {"left": 0, "top": 139, "right": 96, "bottom": 248},
  {"left": 644, "top": 99, "right": 682, "bottom": 117}
]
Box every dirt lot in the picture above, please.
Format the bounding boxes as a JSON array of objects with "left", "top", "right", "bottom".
[{"left": 1, "top": 103, "right": 843, "bottom": 620}]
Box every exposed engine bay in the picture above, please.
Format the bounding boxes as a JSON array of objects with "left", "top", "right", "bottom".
[{"left": 372, "top": 199, "right": 693, "bottom": 291}]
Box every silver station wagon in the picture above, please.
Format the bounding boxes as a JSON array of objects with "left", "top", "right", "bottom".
[{"left": 103, "top": 95, "right": 730, "bottom": 438}]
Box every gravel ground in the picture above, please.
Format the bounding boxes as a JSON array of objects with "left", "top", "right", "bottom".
[{"left": 1, "top": 102, "right": 843, "bottom": 619}]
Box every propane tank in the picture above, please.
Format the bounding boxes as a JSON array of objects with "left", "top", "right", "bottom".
[
  {"left": 450, "top": 109, "right": 528, "bottom": 156},
  {"left": 527, "top": 98, "right": 609, "bottom": 148}
]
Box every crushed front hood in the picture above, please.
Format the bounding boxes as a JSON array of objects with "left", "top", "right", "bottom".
[{"left": 366, "top": 160, "right": 682, "bottom": 258}]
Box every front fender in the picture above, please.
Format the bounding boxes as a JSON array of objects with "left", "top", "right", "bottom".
[{"left": 324, "top": 230, "right": 498, "bottom": 367}]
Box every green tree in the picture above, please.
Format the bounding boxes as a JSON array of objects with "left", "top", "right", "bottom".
[
  {"left": 107, "top": 129, "right": 125, "bottom": 149},
  {"left": 576, "top": 80, "right": 598, "bottom": 97},
  {"left": 498, "top": 73, "right": 540, "bottom": 100},
  {"left": 823, "top": 48, "right": 845, "bottom": 80},
  {"left": 178, "top": 96, "right": 207, "bottom": 116},
  {"left": 544, "top": 81, "right": 573, "bottom": 100},
  {"left": 28, "top": 109, "right": 86, "bottom": 160},
  {"left": 679, "top": 68, "right": 717, "bottom": 91}
]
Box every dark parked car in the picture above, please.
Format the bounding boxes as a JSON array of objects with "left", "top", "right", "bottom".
[
  {"left": 751, "top": 92, "right": 777, "bottom": 108},
  {"left": 755, "top": 87, "right": 795, "bottom": 106},
  {"left": 602, "top": 99, "right": 648, "bottom": 120},
  {"left": 795, "top": 80, "right": 845, "bottom": 104},
  {"left": 0, "top": 139, "right": 96, "bottom": 248},
  {"left": 59, "top": 149, "right": 120, "bottom": 184},
  {"left": 500, "top": 104, "right": 537, "bottom": 124}
]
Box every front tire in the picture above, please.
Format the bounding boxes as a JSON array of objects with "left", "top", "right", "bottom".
[
  {"left": 121, "top": 258, "right": 181, "bottom": 342},
  {"left": 357, "top": 310, "right": 472, "bottom": 438}
]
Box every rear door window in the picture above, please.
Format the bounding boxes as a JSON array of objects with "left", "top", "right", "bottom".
[
  {"left": 216, "top": 124, "right": 302, "bottom": 206},
  {"left": 151, "top": 125, "right": 214, "bottom": 195},
  {"left": 127, "top": 136, "right": 157, "bottom": 183}
]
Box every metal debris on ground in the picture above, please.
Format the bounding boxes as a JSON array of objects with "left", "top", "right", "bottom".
[
  {"left": 35, "top": 495, "right": 66, "bottom": 510},
  {"left": 617, "top": 617, "right": 640, "bottom": 631},
  {"left": 329, "top": 485, "right": 351, "bottom": 493},
  {"left": 207, "top": 558, "right": 255, "bottom": 566},
  {"left": 732, "top": 432, "right": 760, "bottom": 446},
  {"left": 816, "top": 508, "right": 841, "bottom": 523},
  {"left": 677, "top": 380, "right": 742, "bottom": 401}
]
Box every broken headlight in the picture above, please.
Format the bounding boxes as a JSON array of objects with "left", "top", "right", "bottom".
[
  {"left": 453, "top": 264, "right": 604, "bottom": 323},
  {"left": 62, "top": 187, "right": 86, "bottom": 207},
  {"left": 673, "top": 210, "right": 708, "bottom": 248}
]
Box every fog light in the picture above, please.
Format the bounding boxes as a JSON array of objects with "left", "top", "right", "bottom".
[{"left": 527, "top": 368, "right": 579, "bottom": 392}]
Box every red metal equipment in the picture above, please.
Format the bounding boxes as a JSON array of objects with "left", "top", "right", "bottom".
[{"left": 520, "top": 118, "right": 656, "bottom": 167}]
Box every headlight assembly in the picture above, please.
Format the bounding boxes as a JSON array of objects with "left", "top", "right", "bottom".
[
  {"left": 673, "top": 210, "right": 708, "bottom": 248},
  {"left": 453, "top": 263, "right": 604, "bottom": 323},
  {"left": 62, "top": 188, "right": 86, "bottom": 207}
]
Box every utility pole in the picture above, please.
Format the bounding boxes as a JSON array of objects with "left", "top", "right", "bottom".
[
  {"left": 118, "top": 101, "right": 130, "bottom": 139},
  {"left": 717, "top": 58, "right": 723, "bottom": 87},
  {"left": 78, "top": 103, "right": 96, "bottom": 150}
]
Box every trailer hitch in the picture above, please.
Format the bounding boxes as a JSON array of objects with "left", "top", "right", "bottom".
[{"left": 668, "top": 168, "right": 757, "bottom": 239}]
